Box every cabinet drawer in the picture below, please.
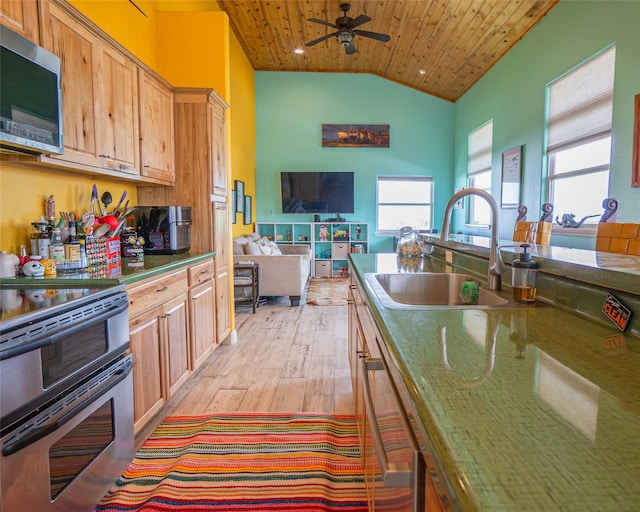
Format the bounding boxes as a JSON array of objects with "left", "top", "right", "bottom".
[
  {"left": 188, "top": 259, "right": 214, "bottom": 287},
  {"left": 127, "top": 269, "right": 188, "bottom": 318}
]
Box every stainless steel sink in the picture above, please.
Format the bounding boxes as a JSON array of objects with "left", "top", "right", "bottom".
[{"left": 364, "top": 272, "right": 512, "bottom": 309}]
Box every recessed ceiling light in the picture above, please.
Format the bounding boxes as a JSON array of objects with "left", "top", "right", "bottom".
[
  {"left": 418, "top": 69, "right": 427, "bottom": 75},
  {"left": 294, "top": 48, "right": 305, "bottom": 54}
]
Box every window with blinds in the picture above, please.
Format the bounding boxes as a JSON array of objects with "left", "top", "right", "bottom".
[
  {"left": 547, "top": 46, "right": 616, "bottom": 224},
  {"left": 468, "top": 121, "right": 493, "bottom": 225}
]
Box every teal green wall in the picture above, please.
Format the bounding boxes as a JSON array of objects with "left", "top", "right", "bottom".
[
  {"left": 255, "top": 1, "right": 639, "bottom": 252},
  {"left": 452, "top": 0, "right": 640, "bottom": 249},
  {"left": 255, "top": 72, "right": 454, "bottom": 252}
]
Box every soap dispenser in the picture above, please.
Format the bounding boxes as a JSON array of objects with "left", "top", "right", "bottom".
[{"left": 512, "top": 244, "right": 538, "bottom": 303}]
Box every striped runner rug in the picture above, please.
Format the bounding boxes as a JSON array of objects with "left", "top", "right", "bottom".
[{"left": 94, "top": 412, "right": 368, "bottom": 512}]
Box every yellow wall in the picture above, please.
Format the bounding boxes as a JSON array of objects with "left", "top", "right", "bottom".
[
  {"left": 68, "top": 0, "right": 159, "bottom": 70},
  {"left": 0, "top": 0, "right": 256, "bottom": 256},
  {"left": 156, "top": 11, "right": 229, "bottom": 100},
  {"left": 229, "top": 29, "right": 256, "bottom": 237},
  {"left": 0, "top": 166, "right": 138, "bottom": 253}
]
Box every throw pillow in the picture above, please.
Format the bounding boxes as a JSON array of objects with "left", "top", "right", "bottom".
[
  {"left": 267, "top": 241, "right": 282, "bottom": 255},
  {"left": 247, "top": 233, "right": 261, "bottom": 242},
  {"left": 233, "top": 236, "right": 248, "bottom": 255},
  {"left": 245, "top": 241, "right": 262, "bottom": 255}
]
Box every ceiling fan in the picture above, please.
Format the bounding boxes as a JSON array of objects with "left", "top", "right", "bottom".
[{"left": 305, "top": 3, "right": 391, "bottom": 55}]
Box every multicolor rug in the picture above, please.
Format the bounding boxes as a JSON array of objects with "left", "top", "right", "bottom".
[
  {"left": 94, "top": 413, "right": 367, "bottom": 512},
  {"left": 306, "top": 277, "right": 349, "bottom": 306}
]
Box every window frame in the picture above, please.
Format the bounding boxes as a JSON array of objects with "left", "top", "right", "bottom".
[
  {"left": 545, "top": 46, "right": 616, "bottom": 233},
  {"left": 375, "top": 175, "right": 434, "bottom": 236}
]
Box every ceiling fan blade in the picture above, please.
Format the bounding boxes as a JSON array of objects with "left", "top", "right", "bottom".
[
  {"left": 353, "top": 29, "right": 390, "bottom": 42},
  {"left": 308, "top": 17, "right": 338, "bottom": 29},
  {"left": 345, "top": 40, "right": 357, "bottom": 55},
  {"left": 349, "top": 14, "right": 371, "bottom": 29},
  {"left": 306, "top": 32, "right": 338, "bottom": 47}
]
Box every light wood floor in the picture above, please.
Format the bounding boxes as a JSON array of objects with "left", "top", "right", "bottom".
[{"left": 137, "top": 295, "right": 353, "bottom": 445}]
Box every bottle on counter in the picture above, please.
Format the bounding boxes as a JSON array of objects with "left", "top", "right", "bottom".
[
  {"left": 512, "top": 244, "right": 538, "bottom": 303},
  {"left": 64, "top": 222, "right": 81, "bottom": 262},
  {"left": 37, "top": 222, "right": 50, "bottom": 259},
  {"left": 50, "top": 228, "right": 65, "bottom": 264}
]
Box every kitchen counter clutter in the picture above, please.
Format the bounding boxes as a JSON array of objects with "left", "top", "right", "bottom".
[
  {"left": 0, "top": 252, "right": 215, "bottom": 288},
  {"left": 349, "top": 251, "right": 640, "bottom": 511}
]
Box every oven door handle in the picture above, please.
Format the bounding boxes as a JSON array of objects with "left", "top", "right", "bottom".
[
  {"left": 0, "top": 300, "right": 128, "bottom": 360},
  {"left": 2, "top": 359, "right": 132, "bottom": 456}
]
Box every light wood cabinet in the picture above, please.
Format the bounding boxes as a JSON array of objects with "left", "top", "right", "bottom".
[
  {"left": 40, "top": 1, "right": 140, "bottom": 176},
  {"left": 213, "top": 201, "right": 231, "bottom": 342},
  {"left": 190, "top": 279, "right": 216, "bottom": 369},
  {"left": 129, "top": 307, "right": 164, "bottom": 431},
  {"left": 189, "top": 259, "right": 217, "bottom": 370},
  {"left": 127, "top": 258, "right": 218, "bottom": 433},
  {"left": 40, "top": 2, "right": 100, "bottom": 168},
  {"left": 210, "top": 97, "right": 227, "bottom": 197},
  {"left": 0, "top": 0, "right": 39, "bottom": 42},
  {"left": 139, "top": 68, "right": 175, "bottom": 183},
  {"left": 94, "top": 41, "right": 139, "bottom": 175},
  {"left": 3, "top": 0, "right": 183, "bottom": 184},
  {"left": 127, "top": 268, "right": 190, "bottom": 434},
  {"left": 138, "top": 88, "right": 231, "bottom": 343},
  {"left": 163, "top": 293, "right": 190, "bottom": 398}
]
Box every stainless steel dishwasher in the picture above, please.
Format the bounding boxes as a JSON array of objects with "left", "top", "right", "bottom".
[{"left": 362, "top": 352, "right": 425, "bottom": 511}]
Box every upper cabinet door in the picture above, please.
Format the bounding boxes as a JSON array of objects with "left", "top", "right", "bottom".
[
  {"left": 41, "top": 2, "right": 100, "bottom": 166},
  {"left": 0, "top": 0, "right": 39, "bottom": 43},
  {"left": 209, "top": 97, "right": 227, "bottom": 198},
  {"left": 139, "top": 69, "right": 175, "bottom": 184},
  {"left": 94, "top": 42, "right": 140, "bottom": 175}
]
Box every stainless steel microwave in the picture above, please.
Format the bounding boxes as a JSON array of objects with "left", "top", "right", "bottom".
[{"left": 0, "top": 26, "right": 64, "bottom": 155}]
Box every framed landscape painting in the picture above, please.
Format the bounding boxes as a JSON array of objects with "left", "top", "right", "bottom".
[{"left": 322, "top": 124, "right": 389, "bottom": 148}]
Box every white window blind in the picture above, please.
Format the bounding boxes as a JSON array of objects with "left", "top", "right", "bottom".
[
  {"left": 547, "top": 46, "right": 616, "bottom": 153},
  {"left": 469, "top": 122, "right": 493, "bottom": 175},
  {"left": 468, "top": 121, "right": 493, "bottom": 224}
]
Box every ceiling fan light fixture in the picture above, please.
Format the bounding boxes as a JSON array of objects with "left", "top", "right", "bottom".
[
  {"left": 294, "top": 48, "right": 305, "bottom": 54},
  {"left": 337, "top": 31, "right": 353, "bottom": 47},
  {"left": 418, "top": 69, "right": 427, "bottom": 75}
]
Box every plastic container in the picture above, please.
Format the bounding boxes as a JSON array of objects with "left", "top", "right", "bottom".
[
  {"left": 512, "top": 244, "right": 538, "bottom": 303},
  {"left": 396, "top": 226, "right": 422, "bottom": 257}
]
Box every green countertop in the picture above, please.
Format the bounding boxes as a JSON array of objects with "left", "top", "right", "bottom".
[
  {"left": 350, "top": 253, "right": 640, "bottom": 511},
  {"left": 0, "top": 252, "right": 215, "bottom": 288}
]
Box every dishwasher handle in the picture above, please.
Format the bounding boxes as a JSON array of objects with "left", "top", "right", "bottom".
[{"left": 362, "top": 357, "right": 413, "bottom": 488}]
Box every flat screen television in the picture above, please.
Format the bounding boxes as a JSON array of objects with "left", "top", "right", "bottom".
[{"left": 281, "top": 171, "right": 355, "bottom": 214}]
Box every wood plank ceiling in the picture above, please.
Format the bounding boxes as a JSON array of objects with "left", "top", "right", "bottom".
[{"left": 216, "top": 0, "right": 559, "bottom": 102}]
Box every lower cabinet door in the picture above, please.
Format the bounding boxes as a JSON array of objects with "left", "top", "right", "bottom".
[
  {"left": 190, "top": 279, "right": 216, "bottom": 369},
  {"left": 163, "top": 293, "right": 190, "bottom": 398},
  {"left": 129, "top": 308, "right": 164, "bottom": 432}
]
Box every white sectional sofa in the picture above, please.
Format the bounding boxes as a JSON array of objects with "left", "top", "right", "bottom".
[{"left": 233, "top": 234, "right": 311, "bottom": 306}]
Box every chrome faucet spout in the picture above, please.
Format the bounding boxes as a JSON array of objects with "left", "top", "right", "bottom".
[{"left": 440, "top": 188, "right": 505, "bottom": 290}]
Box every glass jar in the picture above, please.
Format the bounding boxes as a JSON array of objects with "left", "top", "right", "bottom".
[{"left": 396, "top": 226, "right": 422, "bottom": 258}]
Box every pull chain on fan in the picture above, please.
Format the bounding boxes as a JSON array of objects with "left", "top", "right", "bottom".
[{"left": 305, "top": 3, "right": 390, "bottom": 55}]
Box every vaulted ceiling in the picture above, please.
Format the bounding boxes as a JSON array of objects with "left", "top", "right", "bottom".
[{"left": 216, "top": 0, "right": 559, "bottom": 102}]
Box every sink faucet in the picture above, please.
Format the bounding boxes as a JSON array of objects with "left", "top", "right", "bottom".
[{"left": 440, "top": 188, "right": 506, "bottom": 290}]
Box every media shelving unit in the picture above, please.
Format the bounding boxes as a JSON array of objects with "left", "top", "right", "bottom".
[{"left": 255, "top": 222, "right": 368, "bottom": 277}]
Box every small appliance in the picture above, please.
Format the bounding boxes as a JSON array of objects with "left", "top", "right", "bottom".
[
  {"left": 0, "top": 26, "right": 63, "bottom": 155},
  {"left": 133, "top": 206, "right": 192, "bottom": 254}
]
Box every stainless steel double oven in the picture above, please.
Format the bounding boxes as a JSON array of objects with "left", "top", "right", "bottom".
[{"left": 0, "top": 284, "right": 134, "bottom": 511}]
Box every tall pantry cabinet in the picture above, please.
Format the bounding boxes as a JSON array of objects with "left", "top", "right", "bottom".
[{"left": 138, "top": 88, "right": 231, "bottom": 344}]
